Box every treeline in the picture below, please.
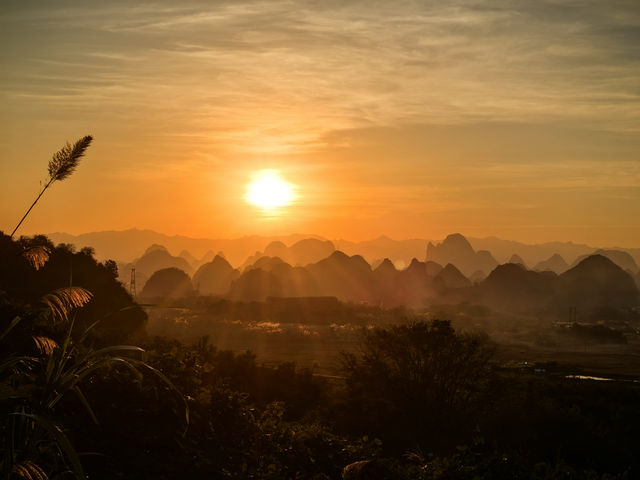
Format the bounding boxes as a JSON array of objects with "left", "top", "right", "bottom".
[
  {"left": 39, "top": 330, "right": 640, "bottom": 479},
  {"left": 36, "top": 328, "right": 640, "bottom": 479}
]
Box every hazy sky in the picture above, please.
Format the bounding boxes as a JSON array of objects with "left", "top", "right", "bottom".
[{"left": 1, "top": 0, "right": 639, "bottom": 247}]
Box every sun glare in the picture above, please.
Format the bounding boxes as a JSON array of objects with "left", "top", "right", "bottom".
[{"left": 245, "top": 170, "right": 295, "bottom": 210}]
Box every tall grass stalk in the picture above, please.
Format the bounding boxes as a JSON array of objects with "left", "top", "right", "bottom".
[{"left": 11, "top": 136, "right": 93, "bottom": 238}]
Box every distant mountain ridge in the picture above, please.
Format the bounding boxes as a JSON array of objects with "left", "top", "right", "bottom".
[
  {"left": 99, "top": 227, "right": 639, "bottom": 316},
  {"left": 335, "top": 236, "right": 431, "bottom": 268},
  {"left": 570, "top": 249, "right": 638, "bottom": 274},
  {"left": 47, "top": 229, "right": 328, "bottom": 266},
  {"left": 46, "top": 229, "right": 640, "bottom": 272},
  {"left": 555, "top": 254, "right": 639, "bottom": 309},
  {"left": 467, "top": 236, "right": 640, "bottom": 268},
  {"left": 241, "top": 238, "right": 336, "bottom": 269},
  {"left": 174, "top": 251, "right": 639, "bottom": 317},
  {"left": 534, "top": 254, "right": 569, "bottom": 274},
  {"left": 193, "top": 255, "right": 239, "bottom": 295},
  {"left": 427, "top": 234, "right": 499, "bottom": 277}
]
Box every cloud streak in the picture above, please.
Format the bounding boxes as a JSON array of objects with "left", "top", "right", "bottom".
[
  {"left": 1, "top": 0, "right": 639, "bottom": 244},
  {"left": 2, "top": 0, "right": 639, "bottom": 150}
]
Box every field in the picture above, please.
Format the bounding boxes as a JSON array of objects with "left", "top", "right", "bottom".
[{"left": 145, "top": 298, "right": 640, "bottom": 379}]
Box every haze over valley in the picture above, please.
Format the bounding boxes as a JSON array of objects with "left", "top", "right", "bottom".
[{"left": 40, "top": 228, "right": 640, "bottom": 376}]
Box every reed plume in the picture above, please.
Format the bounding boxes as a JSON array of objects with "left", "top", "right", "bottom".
[
  {"left": 22, "top": 245, "right": 51, "bottom": 270},
  {"left": 41, "top": 286, "right": 93, "bottom": 323},
  {"left": 11, "top": 461, "right": 49, "bottom": 480},
  {"left": 11, "top": 135, "right": 93, "bottom": 238},
  {"left": 32, "top": 336, "right": 58, "bottom": 356}
]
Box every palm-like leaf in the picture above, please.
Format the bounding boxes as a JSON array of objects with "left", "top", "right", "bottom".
[
  {"left": 0, "top": 316, "right": 22, "bottom": 343},
  {"left": 9, "top": 413, "right": 85, "bottom": 480},
  {"left": 3, "top": 287, "right": 189, "bottom": 474},
  {"left": 11, "top": 460, "right": 49, "bottom": 480}
]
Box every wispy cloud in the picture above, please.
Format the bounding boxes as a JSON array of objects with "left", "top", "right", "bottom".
[
  {"left": 1, "top": 0, "right": 639, "bottom": 244},
  {"left": 2, "top": 0, "right": 639, "bottom": 154}
]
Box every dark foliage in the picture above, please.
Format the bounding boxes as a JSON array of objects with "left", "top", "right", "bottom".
[
  {"left": 0, "top": 233, "right": 146, "bottom": 344},
  {"left": 340, "top": 320, "right": 493, "bottom": 451},
  {"left": 3, "top": 234, "right": 640, "bottom": 479},
  {"left": 556, "top": 322, "right": 627, "bottom": 344}
]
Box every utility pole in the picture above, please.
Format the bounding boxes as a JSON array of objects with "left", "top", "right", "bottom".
[{"left": 130, "top": 267, "right": 136, "bottom": 298}]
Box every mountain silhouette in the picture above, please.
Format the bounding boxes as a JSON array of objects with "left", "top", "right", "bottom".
[
  {"left": 124, "top": 241, "right": 640, "bottom": 315},
  {"left": 246, "top": 255, "right": 290, "bottom": 273},
  {"left": 192, "top": 255, "right": 239, "bottom": 295},
  {"left": 47, "top": 229, "right": 640, "bottom": 272},
  {"left": 133, "top": 244, "right": 194, "bottom": 280},
  {"left": 533, "top": 254, "right": 569, "bottom": 274},
  {"left": 243, "top": 238, "right": 336, "bottom": 268},
  {"left": 144, "top": 244, "right": 167, "bottom": 254},
  {"left": 478, "top": 263, "right": 557, "bottom": 312},
  {"left": 248, "top": 256, "right": 319, "bottom": 296},
  {"left": 305, "top": 251, "right": 374, "bottom": 303},
  {"left": 263, "top": 241, "right": 288, "bottom": 258},
  {"left": 467, "top": 236, "right": 597, "bottom": 266},
  {"left": 232, "top": 256, "right": 320, "bottom": 299},
  {"left": 373, "top": 258, "right": 397, "bottom": 281},
  {"left": 425, "top": 261, "right": 443, "bottom": 276},
  {"left": 370, "top": 258, "right": 386, "bottom": 270},
  {"left": 427, "top": 233, "right": 498, "bottom": 277},
  {"left": 555, "top": 254, "right": 639, "bottom": 309},
  {"left": 390, "top": 258, "right": 434, "bottom": 307},
  {"left": 469, "top": 270, "right": 487, "bottom": 283},
  {"left": 476, "top": 250, "right": 499, "bottom": 273},
  {"left": 508, "top": 254, "right": 527, "bottom": 268},
  {"left": 179, "top": 249, "right": 199, "bottom": 268},
  {"left": 189, "top": 249, "right": 225, "bottom": 270},
  {"left": 139, "top": 267, "right": 194, "bottom": 301},
  {"left": 199, "top": 250, "right": 218, "bottom": 265},
  {"left": 570, "top": 249, "right": 638, "bottom": 274},
  {"left": 335, "top": 236, "right": 430, "bottom": 267},
  {"left": 434, "top": 263, "right": 472, "bottom": 289},
  {"left": 47, "top": 229, "right": 328, "bottom": 266},
  {"left": 289, "top": 238, "right": 335, "bottom": 265},
  {"left": 228, "top": 268, "right": 284, "bottom": 301},
  {"left": 373, "top": 258, "right": 399, "bottom": 305}
]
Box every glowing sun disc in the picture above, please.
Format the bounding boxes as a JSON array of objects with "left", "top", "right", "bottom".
[{"left": 245, "top": 170, "right": 295, "bottom": 209}]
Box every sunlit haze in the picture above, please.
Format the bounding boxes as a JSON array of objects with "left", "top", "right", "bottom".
[{"left": 1, "top": 1, "right": 639, "bottom": 247}]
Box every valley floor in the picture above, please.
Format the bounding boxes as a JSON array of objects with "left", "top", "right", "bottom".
[{"left": 145, "top": 299, "right": 640, "bottom": 379}]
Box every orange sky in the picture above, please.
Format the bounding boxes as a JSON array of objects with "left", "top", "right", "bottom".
[{"left": 1, "top": 1, "right": 639, "bottom": 247}]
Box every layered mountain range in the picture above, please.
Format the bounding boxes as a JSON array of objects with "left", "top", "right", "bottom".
[
  {"left": 48, "top": 229, "right": 640, "bottom": 269},
  {"left": 135, "top": 233, "right": 640, "bottom": 318},
  {"left": 47, "top": 230, "right": 639, "bottom": 315}
]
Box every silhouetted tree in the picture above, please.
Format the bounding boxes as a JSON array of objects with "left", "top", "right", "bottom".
[
  {"left": 341, "top": 320, "right": 493, "bottom": 450},
  {"left": 0, "top": 233, "right": 146, "bottom": 344}
]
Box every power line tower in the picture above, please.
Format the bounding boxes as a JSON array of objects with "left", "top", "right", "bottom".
[{"left": 130, "top": 267, "right": 136, "bottom": 298}]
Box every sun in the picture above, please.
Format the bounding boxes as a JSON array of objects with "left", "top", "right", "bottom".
[{"left": 245, "top": 170, "right": 295, "bottom": 210}]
